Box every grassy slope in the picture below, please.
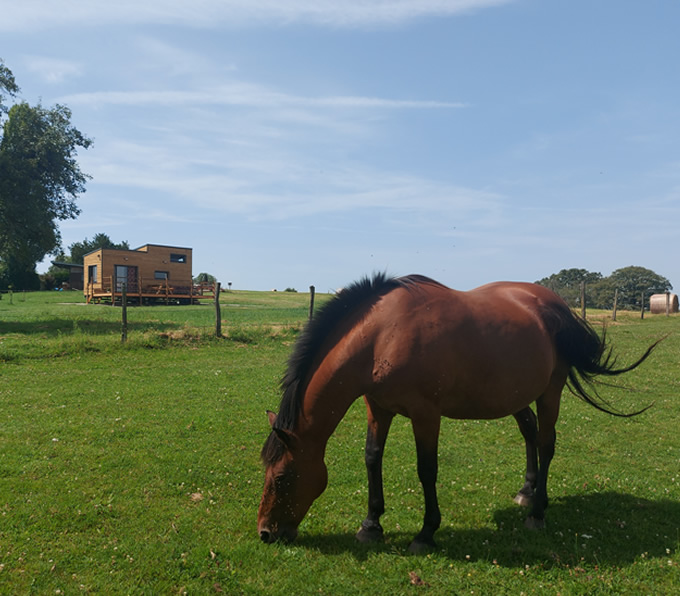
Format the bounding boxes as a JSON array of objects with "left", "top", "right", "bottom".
[{"left": 0, "top": 293, "right": 679, "bottom": 594}]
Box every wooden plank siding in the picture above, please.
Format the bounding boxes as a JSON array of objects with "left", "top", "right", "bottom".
[{"left": 83, "top": 244, "right": 214, "bottom": 304}]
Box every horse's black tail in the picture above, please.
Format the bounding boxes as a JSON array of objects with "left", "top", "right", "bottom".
[{"left": 552, "top": 303, "right": 662, "bottom": 417}]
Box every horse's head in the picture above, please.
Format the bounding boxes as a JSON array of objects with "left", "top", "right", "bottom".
[{"left": 258, "top": 411, "right": 328, "bottom": 544}]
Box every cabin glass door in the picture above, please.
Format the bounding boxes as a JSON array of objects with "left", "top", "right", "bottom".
[{"left": 115, "top": 265, "right": 139, "bottom": 292}]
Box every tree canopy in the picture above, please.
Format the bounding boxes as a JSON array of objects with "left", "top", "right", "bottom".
[
  {"left": 0, "top": 60, "right": 92, "bottom": 289},
  {"left": 0, "top": 60, "right": 19, "bottom": 114},
  {"left": 536, "top": 266, "right": 672, "bottom": 310},
  {"left": 67, "top": 233, "right": 130, "bottom": 264},
  {"left": 193, "top": 272, "right": 217, "bottom": 284},
  {"left": 535, "top": 268, "right": 603, "bottom": 307}
]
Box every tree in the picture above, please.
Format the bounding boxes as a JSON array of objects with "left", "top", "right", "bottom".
[
  {"left": 67, "top": 234, "right": 130, "bottom": 264},
  {"left": 535, "top": 268, "right": 603, "bottom": 307},
  {"left": 0, "top": 60, "right": 19, "bottom": 114},
  {"left": 601, "top": 266, "right": 672, "bottom": 310},
  {"left": 193, "top": 272, "right": 217, "bottom": 284},
  {"left": 0, "top": 60, "right": 92, "bottom": 289}
]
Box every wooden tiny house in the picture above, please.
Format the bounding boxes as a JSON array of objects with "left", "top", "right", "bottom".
[{"left": 83, "top": 244, "right": 214, "bottom": 304}]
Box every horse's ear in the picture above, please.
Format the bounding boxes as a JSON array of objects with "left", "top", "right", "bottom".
[
  {"left": 273, "top": 427, "right": 297, "bottom": 450},
  {"left": 267, "top": 410, "right": 297, "bottom": 449}
]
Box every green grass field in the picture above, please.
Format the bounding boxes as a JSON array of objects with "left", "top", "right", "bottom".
[{"left": 1, "top": 290, "right": 679, "bottom": 594}]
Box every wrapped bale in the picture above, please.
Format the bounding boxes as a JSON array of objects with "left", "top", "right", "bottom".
[{"left": 650, "top": 293, "right": 679, "bottom": 314}]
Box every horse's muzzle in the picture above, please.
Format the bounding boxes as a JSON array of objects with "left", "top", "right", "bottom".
[{"left": 258, "top": 524, "right": 298, "bottom": 544}]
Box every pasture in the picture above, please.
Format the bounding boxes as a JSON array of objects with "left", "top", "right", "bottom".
[{"left": 1, "top": 289, "right": 679, "bottom": 594}]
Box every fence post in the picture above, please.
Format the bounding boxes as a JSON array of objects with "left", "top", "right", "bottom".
[
  {"left": 309, "top": 285, "right": 315, "bottom": 320},
  {"left": 666, "top": 290, "right": 671, "bottom": 317},
  {"left": 640, "top": 292, "right": 645, "bottom": 319},
  {"left": 612, "top": 289, "right": 618, "bottom": 321},
  {"left": 121, "top": 283, "right": 128, "bottom": 343},
  {"left": 580, "top": 281, "right": 586, "bottom": 319},
  {"left": 215, "top": 282, "right": 222, "bottom": 337}
]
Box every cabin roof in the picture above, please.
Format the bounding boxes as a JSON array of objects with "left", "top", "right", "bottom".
[
  {"left": 51, "top": 261, "right": 84, "bottom": 270},
  {"left": 83, "top": 244, "right": 192, "bottom": 258}
]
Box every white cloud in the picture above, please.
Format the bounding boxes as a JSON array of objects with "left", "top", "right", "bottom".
[
  {"left": 132, "top": 36, "right": 235, "bottom": 77},
  {"left": 81, "top": 133, "right": 503, "bottom": 226},
  {"left": 58, "top": 84, "right": 465, "bottom": 110},
  {"left": 23, "top": 56, "right": 83, "bottom": 84},
  {"left": 2, "top": 0, "right": 515, "bottom": 32}
]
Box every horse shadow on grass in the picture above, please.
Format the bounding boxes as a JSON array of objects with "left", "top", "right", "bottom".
[{"left": 296, "top": 492, "right": 680, "bottom": 567}]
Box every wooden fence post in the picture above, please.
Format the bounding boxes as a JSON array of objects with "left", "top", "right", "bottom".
[
  {"left": 215, "top": 282, "right": 222, "bottom": 337},
  {"left": 612, "top": 289, "right": 618, "bottom": 321},
  {"left": 121, "top": 283, "right": 128, "bottom": 343},
  {"left": 640, "top": 292, "right": 645, "bottom": 319},
  {"left": 309, "top": 285, "right": 315, "bottom": 320},
  {"left": 580, "top": 281, "right": 586, "bottom": 319},
  {"left": 666, "top": 290, "right": 671, "bottom": 317}
]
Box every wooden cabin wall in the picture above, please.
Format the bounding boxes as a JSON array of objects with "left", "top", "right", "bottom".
[{"left": 83, "top": 245, "right": 193, "bottom": 290}]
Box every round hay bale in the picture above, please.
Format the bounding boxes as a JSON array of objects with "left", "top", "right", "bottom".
[{"left": 650, "top": 293, "right": 679, "bottom": 314}]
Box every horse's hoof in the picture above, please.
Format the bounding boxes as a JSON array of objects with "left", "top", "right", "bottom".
[
  {"left": 355, "top": 525, "right": 384, "bottom": 544},
  {"left": 513, "top": 492, "right": 533, "bottom": 507},
  {"left": 524, "top": 516, "right": 545, "bottom": 530},
  {"left": 407, "top": 538, "right": 437, "bottom": 555}
]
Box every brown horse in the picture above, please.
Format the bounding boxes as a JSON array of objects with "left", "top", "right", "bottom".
[{"left": 258, "top": 274, "right": 658, "bottom": 552}]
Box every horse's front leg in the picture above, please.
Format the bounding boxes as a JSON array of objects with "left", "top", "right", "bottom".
[
  {"left": 513, "top": 406, "right": 538, "bottom": 507},
  {"left": 408, "top": 413, "right": 442, "bottom": 553},
  {"left": 356, "top": 396, "right": 394, "bottom": 543}
]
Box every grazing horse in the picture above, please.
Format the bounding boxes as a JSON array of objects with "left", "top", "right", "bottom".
[{"left": 258, "top": 274, "right": 658, "bottom": 552}]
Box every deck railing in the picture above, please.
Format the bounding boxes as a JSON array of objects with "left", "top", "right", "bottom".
[{"left": 85, "top": 277, "right": 216, "bottom": 304}]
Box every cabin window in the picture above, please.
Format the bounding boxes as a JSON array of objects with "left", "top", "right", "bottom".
[
  {"left": 88, "top": 264, "right": 98, "bottom": 283},
  {"left": 155, "top": 271, "right": 169, "bottom": 280},
  {"left": 170, "top": 253, "right": 186, "bottom": 263}
]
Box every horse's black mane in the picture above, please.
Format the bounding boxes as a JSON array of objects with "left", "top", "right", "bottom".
[{"left": 260, "top": 273, "right": 444, "bottom": 465}]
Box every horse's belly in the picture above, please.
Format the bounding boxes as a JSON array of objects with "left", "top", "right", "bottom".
[
  {"left": 378, "top": 342, "right": 555, "bottom": 420},
  {"left": 438, "top": 385, "right": 541, "bottom": 420},
  {"left": 437, "top": 353, "right": 555, "bottom": 419}
]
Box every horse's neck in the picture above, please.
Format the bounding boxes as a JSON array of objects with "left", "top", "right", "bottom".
[{"left": 296, "top": 335, "right": 373, "bottom": 448}]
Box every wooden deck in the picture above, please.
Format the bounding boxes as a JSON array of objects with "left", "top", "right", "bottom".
[{"left": 85, "top": 277, "right": 216, "bottom": 305}]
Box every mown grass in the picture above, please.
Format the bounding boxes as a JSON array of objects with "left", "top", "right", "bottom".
[
  {"left": 0, "top": 289, "right": 324, "bottom": 361},
  {"left": 0, "top": 292, "right": 679, "bottom": 594}
]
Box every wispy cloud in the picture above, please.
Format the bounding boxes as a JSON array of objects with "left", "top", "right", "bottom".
[
  {"left": 59, "top": 85, "right": 466, "bottom": 111},
  {"left": 132, "top": 37, "right": 229, "bottom": 78},
  {"left": 81, "top": 132, "right": 503, "bottom": 227},
  {"left": 2, "top": 0, "right": 515, "bottom": 32},
  {"left": 23, "top": 56, "right": 83, "bottom": 84}
]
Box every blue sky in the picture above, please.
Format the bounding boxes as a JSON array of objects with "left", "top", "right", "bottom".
[{"left": 2, "top": 0, "right": 679, "bottom": 292}]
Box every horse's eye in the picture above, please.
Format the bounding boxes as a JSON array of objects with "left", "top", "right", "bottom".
[{"left": 274, "top": 473, "right": 293, "bottom": 491}]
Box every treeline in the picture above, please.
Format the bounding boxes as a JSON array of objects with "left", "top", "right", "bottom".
[{"left": 535, "top": 266, "right": 672, "bottom": 310}]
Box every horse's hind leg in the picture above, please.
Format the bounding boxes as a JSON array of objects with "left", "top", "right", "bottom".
[
  {"left": 525, "top": 380, "right": 563, "bottom": 530},
  {"left": 513, "top": 406, "right": 538, "bottom": 507},
  {"left": 356, "top": 396, "right": 395, "bottom": 543}
]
